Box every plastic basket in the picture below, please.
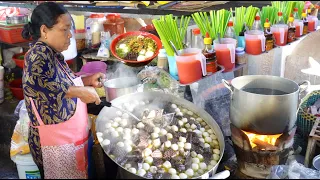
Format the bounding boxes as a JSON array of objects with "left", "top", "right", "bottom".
[
  {"left": 296, "top": 90, "right": 320, "bottom": 140},
  {"left": 0, "top": 25, "right": 29, "bottom": 44}
]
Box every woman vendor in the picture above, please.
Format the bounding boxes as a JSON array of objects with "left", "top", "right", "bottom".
[{"left": 22, "top": 2, "right": 104, "bottom": 179}]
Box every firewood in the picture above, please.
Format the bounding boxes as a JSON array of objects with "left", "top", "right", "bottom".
[{"left": 252, "top": 138, "right": 277, "bottom": 151}]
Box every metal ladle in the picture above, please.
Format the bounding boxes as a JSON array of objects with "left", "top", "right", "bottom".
[
  {"left": 96, "top": 101, "right": 141, "bottom": 122},
  {"left": 169, "top": 40, "right": 181, "bottom": 56},
  {"left": 217, "top": 33, "right": 222, "bottom": 44}
]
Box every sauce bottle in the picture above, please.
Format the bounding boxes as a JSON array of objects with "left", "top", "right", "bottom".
[
  {"left": 203, "top": 32, "right": 217, "bottom": 75},
  {"left": 293, "top": 8, "right": 299, "bottom": 20},
  {"left": 287, "top": 14, "right": 296, "bottom": 43},
  {"left": 252, "top": 16, "right": 263, "bottom": 31},
  {"left": 276, "top": 12, "right": 285, "bottom": 24},
  {"left": 264, "top": 18, "right": 274, "bottom": 51},
  {"left": 302, "top": 13, "right": 308, "bottom": 35}
]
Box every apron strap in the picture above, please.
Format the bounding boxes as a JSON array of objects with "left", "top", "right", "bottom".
[{"left": 29, "top": 97, "right": 45, "bottom": 126}]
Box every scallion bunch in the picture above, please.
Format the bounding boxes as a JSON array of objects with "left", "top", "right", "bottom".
[{"left": 152, "top": 14, "right": 190, "bottom": 56}]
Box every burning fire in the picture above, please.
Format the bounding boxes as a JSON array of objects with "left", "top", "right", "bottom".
[{"left": 243, "top": 131, "right": 282, "bottom": 149}]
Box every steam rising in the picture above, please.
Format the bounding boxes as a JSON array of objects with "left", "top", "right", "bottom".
[{"left": 106, "top": 63, "right": 140, "bottom": 80}]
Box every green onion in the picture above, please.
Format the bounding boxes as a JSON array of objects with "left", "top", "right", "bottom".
[
  {"left": 245, "top": 5, "right": 259, "bottom": 29},
  {"left": 191, "top": 9, "right": 230, "bottom": 40},
  {"left": 153, "top": 14, "right": 190, "bottom": 56},
  {"left": 234, "top": 6, "right": 246, "bottom": 36}
]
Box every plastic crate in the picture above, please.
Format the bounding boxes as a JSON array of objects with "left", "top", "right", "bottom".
[{"left": 0, "top": 25, "right": 29, "bottom": 44}]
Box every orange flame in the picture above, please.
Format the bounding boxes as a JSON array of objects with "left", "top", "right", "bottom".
[{"left": 242, "top": 130, "right": 282, "bottom": 149}]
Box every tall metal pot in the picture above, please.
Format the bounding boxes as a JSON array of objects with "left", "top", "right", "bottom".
[{"left": 222, "top": 75, "right": 309, "bottom": 135}]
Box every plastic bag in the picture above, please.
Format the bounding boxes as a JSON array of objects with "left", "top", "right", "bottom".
[
  {"left": 97, "top": 31, "right": 111, "bottom": 58},
  {"left": 10, "top": 120, "right": 30, "bottom": 159},
  {"left": 189, "top": 71, "right": 235, "bottom": 136},
  {"left": 13, "top": 100, "right": 30, "bottom": 141},
  {"left": 10, "top": 100, "right": 31, "bottom": 159},
  {"left": 137, "top": 66, "right": 180, "bottom": 96},
  {"left": 267, "top": 159, "right": 320, "bottom": 179}
]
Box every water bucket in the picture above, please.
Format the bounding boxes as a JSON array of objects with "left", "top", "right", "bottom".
[
  {"left": 175, "top": 48, "right": 206, "bottom": 84},
  {"left": 244, "top": 30, "right": 265, "bottom": 55},
  {"left": 13, "top": 154, "right": 41, "bottom": 179},
  {"left": 294, "top": 19, "right": 304, "bottom": 37},
  {"left": 167, "top": 56, "right": 179, "bottom": 80},
  {"left": 213, "top": 38, "right": 236, "bottom": 72},
  {"left": 271, "top": 24, "right": 288, "bottom": 46}
]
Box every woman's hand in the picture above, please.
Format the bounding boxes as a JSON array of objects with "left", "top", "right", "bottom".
[
  {"left": 66, "top": 86, "right": 101, "bottom": 105},
  {"left": 78, "top": 87, "right": 101, "bottom": 105},
  {"left": 82, "top": 73, "right": 106, "bottom": 88}
]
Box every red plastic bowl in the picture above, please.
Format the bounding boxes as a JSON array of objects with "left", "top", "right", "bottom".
[
  {"left": 13, "top": 52, "right": 73, "bottom": 69},
  {"left": 9, "top": 78, "right": 24, "bottom": 100},
  {"left": 110, "top": 31, "right": 162, "bottom": 67}
]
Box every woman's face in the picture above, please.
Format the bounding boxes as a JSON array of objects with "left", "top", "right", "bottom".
[{"left": 44, "top": 14, "right": 72, "bottom": 52}]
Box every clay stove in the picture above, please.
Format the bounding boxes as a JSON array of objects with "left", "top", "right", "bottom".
[{"left": 230, "top": 124, "right": 296, "bottom": 179}]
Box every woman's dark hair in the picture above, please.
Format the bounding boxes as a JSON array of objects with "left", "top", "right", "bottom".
[{"left": 22, "top": 2, "right": 68, "bottom": 40}]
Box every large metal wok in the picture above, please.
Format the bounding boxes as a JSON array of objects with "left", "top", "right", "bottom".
[{"left": 95, "top": 91, "right": 227, "bottom": 179}]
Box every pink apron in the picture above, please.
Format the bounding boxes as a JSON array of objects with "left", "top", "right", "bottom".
[{"left": 29, "top": 60, "right": 89, "bottom": 179}]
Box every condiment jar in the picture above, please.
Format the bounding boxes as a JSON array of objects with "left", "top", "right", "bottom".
[
  {"left": 235, "top": 47, "right": 247, "bottom": 65},
  {"left": 103, "top": 13, "right": 125, "bottom": 36},
  {"left": 157, "top": 49, "right": 169, "bottom": 71}
]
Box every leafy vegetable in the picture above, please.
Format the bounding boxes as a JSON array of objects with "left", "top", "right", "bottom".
[{"left": 192, "top": 9, "right": 231, "bottom": 39}]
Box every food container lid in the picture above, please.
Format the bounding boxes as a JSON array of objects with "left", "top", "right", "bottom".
[
  {"left": 159, "top": 49, "right": 166, "bottom": 54},
  {"left": 236, "top": 47, "right": 244, "bottom": 53},
  {"left": 90, "top": 14, "right": 104, "bottom": 18},
  {"left": 192, "top": 28, "right": 200, "bottom": 35}
]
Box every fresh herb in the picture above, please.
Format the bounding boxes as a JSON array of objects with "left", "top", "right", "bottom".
[
  {"left": 234, "top": 6, "right": 246, "bottom": 36},
  {"left": 192, "top": 9, "right": 231, "bottom": 40},
  {"left": 153, "top": 14, "right": 190, "bottom": 56}
]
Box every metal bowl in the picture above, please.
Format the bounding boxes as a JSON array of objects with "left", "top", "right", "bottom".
[
  {"left": 95, "top": 91, "right": 225, "bottom": 179},
  {"left": 313, "top": 154, "right": 320, "bottom": 171}
]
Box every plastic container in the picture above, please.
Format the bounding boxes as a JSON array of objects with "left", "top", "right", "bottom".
[
  {"left": 237, "top": 36, "right": 246, "bottom": 49},
  {"left": 213, "top": 38, "right": 237, "bottom": 72},
  {"left": 244, "top": 30, "right": 265, "bottom": 55},
  {"left": 175, "top": 48, "right": 206, "bottom": 84},
  {"left": 0, "top": 25, "right": 29, "bottom": 44},
  {"left": 271, "top": 24, "right": 288, "bottom": 46},
  {"left": 294, "top": 19, "right": 304, "bottom": 37},
  {"left": 74, "top": 29, "right": 86, "bottom": 51},
  {"left": 9, "top": 78, "right": 24, "bottom": 100},
  {"left": 167, "top": 56, "right": 178, "bottom": 80},
  {"left": 75, "top": 61, "right": 107, "bottom": 76},
  {"left": 103, "top": 13, "right": 124, "bottom": 36},
  {"left": 61, "top": 28, "right": 77, "bottom": 63},
  {"left": 157, "top": 49, "right": 169, "bottom": 71},
  {"left": 191, "top": 28, "right": 204, "bottom": 49},
  {"left": 235, "top": 47, "right": 247, "bottom": 64},
  {"left": 12, "top": 153, "right": 41, "bottom": 179},
  {"left": 307, "top": 15, "right": 318, "bottom": 32},
  {"left": 85, "top": 14, "right": 105, "bottom": 46}
]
